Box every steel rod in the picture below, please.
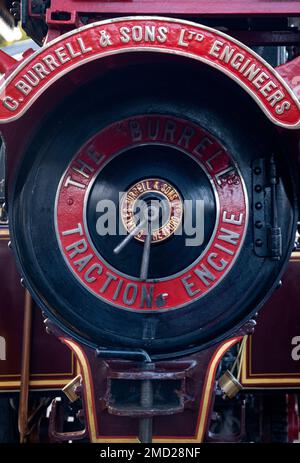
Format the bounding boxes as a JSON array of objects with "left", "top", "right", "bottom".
[
  {"left": 18, "top": 289, "right": 33, "bottom": 443},
  {"left": 113, "top": 219, "right": 146, "bottom": 254},
  {"left": 140, "top": 222, "right": 151, "bottom": 281}
]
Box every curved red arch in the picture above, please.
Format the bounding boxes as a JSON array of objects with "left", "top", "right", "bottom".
[{"left": 0, "top": 16, "right": 299, "bottom": 128}]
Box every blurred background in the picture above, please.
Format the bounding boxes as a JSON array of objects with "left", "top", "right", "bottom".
[
  {"left": 0, "top": 1, "right": 26, "bottom": 51},
  {"left": 0, "top": 1, "right": 22, "bottom": 46},
  {"left": 0, "top": 3, "right": 37, "bottom": 58}
]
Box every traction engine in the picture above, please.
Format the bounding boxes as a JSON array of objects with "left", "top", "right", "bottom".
[{"left": 0, "top": 0, "right": 300, "bottom": 442}]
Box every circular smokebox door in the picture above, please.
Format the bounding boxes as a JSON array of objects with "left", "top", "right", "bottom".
[{"left": 10, "top": 97, "right": 297, "bottom": 359}]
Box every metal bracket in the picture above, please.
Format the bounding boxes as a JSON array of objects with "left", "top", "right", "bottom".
[
  {"left": 96, "top": 346, "right": 152, "bottom": 363},
  {"left": 252, "top": 157, "right": 282, "bottom": 259},
  {"left": 252, "top": 158, "right": 268, "bottom": 257}
]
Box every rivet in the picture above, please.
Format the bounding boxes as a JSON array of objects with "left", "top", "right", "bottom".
[
  {"left": 254, "top": 167, "right": 262, "bottom": 175},
  {"left": 255, "top": 185, "right": 262, "bottom": 193}
]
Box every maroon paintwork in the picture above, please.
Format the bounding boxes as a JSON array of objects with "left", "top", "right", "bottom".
[
  {"left": 277, "top": 57, "right": 300, "bottom": 100},
  {"left": 242, "top": 251, "right": 300, "bottom": 388},
  {"left": 0, "top": 226, "right": 78, "bottom": 392},
  {"left": 44, "top": 0, "right": 300, "bottom": 19}
]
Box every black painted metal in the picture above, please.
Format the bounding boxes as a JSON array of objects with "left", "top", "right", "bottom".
[
  {"left": 9, "top": 68, "right": 298, "bottom": 359},
  {"left": 87, "top": 144, "right": 216, "bottom": 279}
]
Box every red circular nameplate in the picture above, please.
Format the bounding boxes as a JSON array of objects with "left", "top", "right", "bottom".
[{"left": 55, "top": 115, "right": 248, "bottom": 311}]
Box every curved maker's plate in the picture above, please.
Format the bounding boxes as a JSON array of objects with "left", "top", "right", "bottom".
[{"left": 0, "top": 16, "right": 300, "bottom": 128}]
